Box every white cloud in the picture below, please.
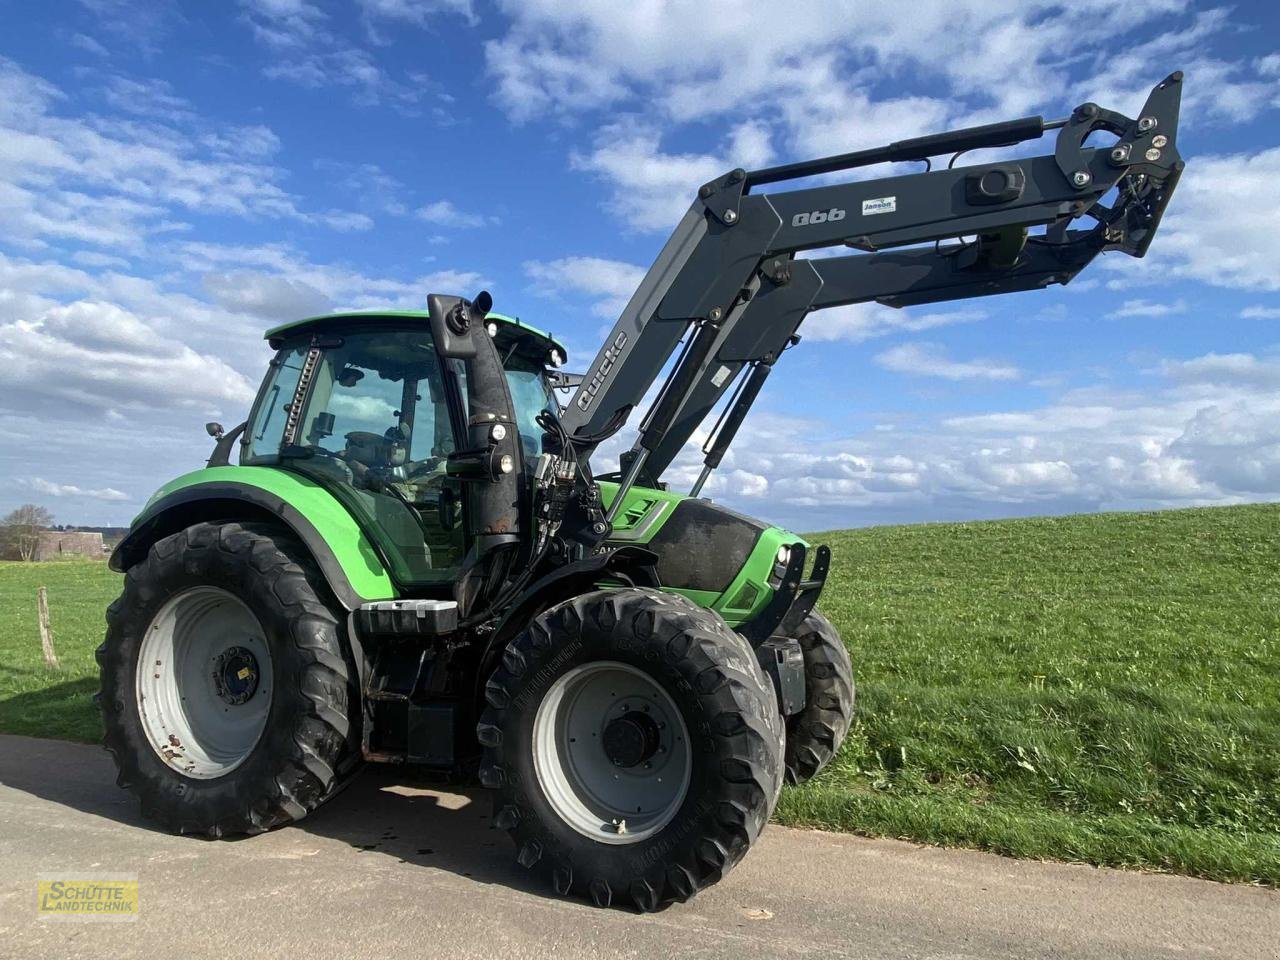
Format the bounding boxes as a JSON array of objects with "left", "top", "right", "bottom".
[
  {"left": 240, "top": 1, "right": 442, "bottom": 110},
  {"left": 28, "top": 478, "right": 129, "bottom": 502},
  {"left": 173, "top": 241, "right": 488, "bottom": 316},
  {"left": 1142, "top": 147, "right": 1280, "bottom": 292},
  {"left": 0, "top": 300, "right": 255, "bottom": 417},
  {"left": 651, "top": 348, "right": 1280, "bottom": 527},
  {"left": 0, "top": 57, "right": 370, "bottom": 250},
  {"left": 101, "top": 75, "right": 195, "bottom": 124},
  {"left": 357, "top": 0, "right": 476, "bottom": 32},
  {"left": 238, "top": 0, "right": 327, "bottom": 49},
  {"left": 1110, "top": 298, "right": 1187, "bottom": 319},
  {"left": 70, "top": 33, "right": 110, "bottom": 57},
  {"left": 416, "top": 199, "right": 492, "bottom": 228},
  {"left": 316, "top": 160, "right": 407, "bottom": 215},
  {"left": 203, "top": 272, "right": 333, "bottom": 321},
  {"left": 804, "top": 303, "right": 984, "bottom": 344},
  {"left": 570, "top": 119, "right": 773, "bottom": 232},
  {"left": 875, "top": 342, "right": 1021, "bottom": 381},
  {"left": 1241, "top": 305, "right": 1280, "bottom": 320},
  {"left": 1160, "top": 352, "right": 1280, "bottom": 389},
  {"left": 524, "top": 256, "right": 644, "bottom": 319},
  {"left": 485, "top": 2, "right": 1235, "bottom": 137}
]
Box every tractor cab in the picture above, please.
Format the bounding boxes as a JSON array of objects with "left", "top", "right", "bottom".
[{"left": 241, "top": 310, "right": 566, "bottom": 586}]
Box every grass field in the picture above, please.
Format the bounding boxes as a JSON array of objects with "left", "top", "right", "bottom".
[{"left": 2, "top": 503, "right": 1277, "bottom": 883}]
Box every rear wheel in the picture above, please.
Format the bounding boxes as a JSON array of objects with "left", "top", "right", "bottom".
[
  {"left": 478, "top": 588, "right": 784, "bottom": 910},
  {"left": 97, "top": 521, "right": 359, "bottom": 836},
  {"left": 783, "top": 611, "right": 855, "bottom": 784}
]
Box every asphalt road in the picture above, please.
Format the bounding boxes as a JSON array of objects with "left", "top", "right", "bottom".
[{"left": 0, "top": 734, "right": 1275, "bottom": 959}]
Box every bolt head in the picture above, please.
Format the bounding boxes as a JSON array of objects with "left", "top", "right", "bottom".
[
  {"left": 1152, "top": 134, "right": 1168, "bottom": 148},
  {"left": 1145, "top": 148, "right": 1162, "bottom": 162},
  {"left": 1138, "top": 116, "right": 1157, "bottom": 132},
  {"left": 723, "top": 209, "right": 737, "bottom": 223},
  {"left": 1071, "top": 170, "right": 1091, "bottom": 187},
  {"left": 1110, "top": 145, "right": 1130, "bottom": 162}
]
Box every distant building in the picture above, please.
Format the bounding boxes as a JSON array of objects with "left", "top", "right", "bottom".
[{"left": 33, "top": 530, "right": 106, "bottom": 561}]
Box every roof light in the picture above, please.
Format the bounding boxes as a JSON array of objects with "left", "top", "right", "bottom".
[
  {"left": 498, "top": 454, "right": 514, "bottom": 474},
  {"left": 550, "top": 349, "right": 565, "bottom": 368},
  {"left": 491, "top": 423, "right": 507, "bottom": 442}
]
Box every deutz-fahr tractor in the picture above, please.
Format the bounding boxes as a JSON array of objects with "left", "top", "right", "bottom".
[{"left": 98, "top": 74, "right": 1184, "bottom": 909}]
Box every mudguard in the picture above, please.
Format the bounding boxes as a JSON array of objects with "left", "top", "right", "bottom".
[{"left": 110, "top": 466, "right": 396, "bottom": 610}]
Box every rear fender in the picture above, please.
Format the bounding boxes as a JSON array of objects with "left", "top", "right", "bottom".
[{"left": 111, "top": 467, "right": 395, "bottom": 610}]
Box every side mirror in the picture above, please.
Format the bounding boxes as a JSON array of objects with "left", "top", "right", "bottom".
[
  {"left": 427, "top": 291, "right": 492, "bottom": 360},
  {"left": 205, "top": 421, "right": 224, "bottom": 439}
]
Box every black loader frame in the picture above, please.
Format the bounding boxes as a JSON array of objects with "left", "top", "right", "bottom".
[{"left": 560, "top": 73, "right": 1184, "bottom": 516}]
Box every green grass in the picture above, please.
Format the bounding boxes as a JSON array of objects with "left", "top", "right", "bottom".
[
  {"left": 1, "top": 503, "right": 1277, "bottom": 883},
  {"left": 779, "top": 503, "right": 1280, "bottom": 884},
  {"left": 0, "top": 559, "right": 119, "bottom": 742}
]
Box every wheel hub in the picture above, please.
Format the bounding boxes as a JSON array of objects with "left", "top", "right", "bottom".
[
  {"left": 135, "top": 587, "right": 273, "bottom": 779},
  {"left": 532, "top": 660, "right": 692, "bottom": 845},
  {"left": 212, "top": 645, "right": 260, "bottom": 706},
  {"left": 602, "top": 710, "right": 661, "bottom": 768}
]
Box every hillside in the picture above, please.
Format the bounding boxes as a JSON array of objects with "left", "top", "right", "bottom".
[
  {"left": 1, "top": 503, "right": 1277, "bottom": 882},
  {"left": 780, "top": 502, "right": 1280, "bottom": 883}
]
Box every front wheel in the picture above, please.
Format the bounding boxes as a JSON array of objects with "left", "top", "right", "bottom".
[
  {"left": 96, "top": 521, "right": 358, "bottom": 836},
  {"left": 478, "top": 588, "right": 784, "bottom": 910},
  {"left": 783, "top": 611, "right": 855, "bottom": 784}
]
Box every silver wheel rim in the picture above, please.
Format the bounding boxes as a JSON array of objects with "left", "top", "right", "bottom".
[
  {"left": 135, "top": 587, "right": 272, "bottom": 779},
  {"left": 532, "top": 661, "right": 691, "bottom": 845}
]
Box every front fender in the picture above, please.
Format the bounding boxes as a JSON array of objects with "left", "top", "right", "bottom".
[{"left": 111, "top": 466, "right": 396, "bottom": 610}]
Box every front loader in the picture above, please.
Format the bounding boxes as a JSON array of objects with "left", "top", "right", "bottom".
[{"left": 98, "top": 74, "right": 1185, "bottom": 909}]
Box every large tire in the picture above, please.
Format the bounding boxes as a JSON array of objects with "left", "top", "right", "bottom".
[
  {"left": 96, "top": 521, "right": 359, "bottom": 836},
  {"left": 478, "top": 588, "right": 784, "bottom": 911},
  {"left": 784, "top": 611, "right": 855, "bottom": 785}
]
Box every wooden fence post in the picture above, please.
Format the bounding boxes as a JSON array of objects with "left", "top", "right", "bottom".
[{"left": 37, "top": 586, "right": 59, "bottom": 669}]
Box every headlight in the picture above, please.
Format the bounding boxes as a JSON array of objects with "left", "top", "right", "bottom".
[
  {"left": 491, "top": 423, "right": 507, "bottom": 442},
  {"left": 776, "top": 545, "right": 792, "bottom": 565},
  {"left": 498, "top": 454, "right": 514, "bottom": 474},
  {"left": 550, "top": 349, "right": 565, "bottom": 367}
]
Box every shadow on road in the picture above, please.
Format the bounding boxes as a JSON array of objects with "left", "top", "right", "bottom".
[
  {"left": 0, "top": 734, "right": 542, "bottom": 900},
  {"left": 298, "top": 765, "right": 545, "bottom": 897}
]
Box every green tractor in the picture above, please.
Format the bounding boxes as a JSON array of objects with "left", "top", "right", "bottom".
[{"left": 98, "top": 75, "right": 1183, "bottom": 909}]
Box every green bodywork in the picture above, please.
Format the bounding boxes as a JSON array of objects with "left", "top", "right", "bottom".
[
  {"left": 130, "top": 466, "right": 799, "bottom": 626},
  {"left": 135, "top": 466, "right": 396, "bottom": 601},
  {"left": 599, "top": 481, "right": 804, "bottom": 626}
]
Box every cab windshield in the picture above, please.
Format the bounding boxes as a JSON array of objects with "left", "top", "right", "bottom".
[
  {"left": 242, "top": 322, "right": 562, "bottom": 585},
  {"left": 244, "top": 328, "right": 464, "bottom": 583}
]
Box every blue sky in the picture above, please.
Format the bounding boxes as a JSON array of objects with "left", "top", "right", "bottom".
[{"left": 1, "top": 0, "right": 1278, "bottom": 532}]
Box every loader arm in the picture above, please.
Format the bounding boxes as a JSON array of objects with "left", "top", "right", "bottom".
[{"left": 560, "top": 72, "right": 1185, "bottom": 506}]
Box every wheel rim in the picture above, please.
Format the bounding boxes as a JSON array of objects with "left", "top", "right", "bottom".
[
  {"left": 532, "top": 661, "right": 691, "bottom": 845},
  {"left": 135, "top": 587, "right": 273, "bottom": 779}
]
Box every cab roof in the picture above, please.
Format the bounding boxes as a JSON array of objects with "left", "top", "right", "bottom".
[{"left": 263, "top": 310, "right": 567, "bottom": 359}]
